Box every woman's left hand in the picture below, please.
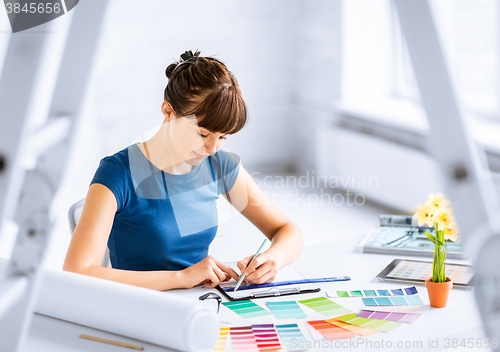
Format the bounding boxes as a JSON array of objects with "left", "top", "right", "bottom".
[{"left": 237, "top": 251, "right": 279, "bottom": 285}]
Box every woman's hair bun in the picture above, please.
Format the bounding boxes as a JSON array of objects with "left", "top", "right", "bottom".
[
  {"left": 165, "top": 63, "right": 177, "bottom": 79},
  {"left": 165, "top": 63, "right": 178, "bottom": 80},
  {"left": 165, "top": 50, "right": 201, "bottom": 80}
]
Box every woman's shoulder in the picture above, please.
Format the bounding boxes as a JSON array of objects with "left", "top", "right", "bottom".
[
  {"left": 210, "top": 148, "right": 240, "bottom": 169},
  {"left": 93, "top": 145, "right": 137, "bottom": 182},
  {"left": 208, "top": 149, "right": 241, "bottom": 195},
  {"left": 91, "top": 145, "right": 135, "bottom": 213},
  {"left": 99, "top": 144, "right": 136, "bottom": 169},
  {"left": 208, "top": 149, "right": 241, "bottom": 183}
]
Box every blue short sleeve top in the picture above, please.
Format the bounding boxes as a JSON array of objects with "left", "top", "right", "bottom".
[{"left": 90, "top": 143, "right": 240, "bottom": 271}]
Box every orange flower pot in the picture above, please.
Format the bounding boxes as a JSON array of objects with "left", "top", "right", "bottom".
[{"left": 425, "top": 277, "right": 453, "bottom": 308}]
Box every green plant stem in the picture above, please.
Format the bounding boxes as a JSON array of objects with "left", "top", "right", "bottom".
[{"left": 432, "top": 222, "right": 446, "bottom": 283}]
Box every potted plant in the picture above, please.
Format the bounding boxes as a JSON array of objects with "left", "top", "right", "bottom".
[{"left": 414, "top": 193, "right": 458, "bottom": 308}]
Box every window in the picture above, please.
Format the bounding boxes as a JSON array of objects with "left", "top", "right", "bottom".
[
  {"left": 340, "top": 0, "right": 500, "bottom": 157},
  {"left": 389, "top": 0, "right": 419, "bottom": 104},
  {"left": 391, "top": 0, "right": 499, "bottom": 120}
]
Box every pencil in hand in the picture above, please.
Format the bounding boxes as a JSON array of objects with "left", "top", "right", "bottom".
[{"left": 234, "top": 239, "right": 268, "bottom": 291}]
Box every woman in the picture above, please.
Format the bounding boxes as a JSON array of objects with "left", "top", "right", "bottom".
[{"left": 63, "top": 50, "right": 303, "bottom": 291}]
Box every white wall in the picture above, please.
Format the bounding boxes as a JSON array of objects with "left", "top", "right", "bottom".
[
  {"left": 292, "top": 0, "right": 342, "bottom": 174},
  {"left": 3, "top": 0, "right": 498, "bottom": 268},
  {"left": 34, "top": 0, "right": 344, "bottom": 268},
  {"left": 67, "top": 0, "right": 344, "bottom": 207},
  {"left": 89, "top": 0, "right": 298, "bottom": 170},
  {"left": 60, "top": 0, "right": 305, "bottom": 215}
]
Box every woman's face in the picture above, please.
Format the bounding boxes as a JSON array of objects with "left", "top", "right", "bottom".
[{"left": 168, "top": 113, "right": 227, "bottom": 166}]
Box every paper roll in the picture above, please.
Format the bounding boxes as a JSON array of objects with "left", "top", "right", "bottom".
[{"left": 34, "top": 268, "right": 219, "bottom": 352}]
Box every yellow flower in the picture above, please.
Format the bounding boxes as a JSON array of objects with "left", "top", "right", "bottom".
[
  {"left": 444, "top": 224, "right": 458, "bottom": 242},
  {"left": 436, "top": 210, "right": 453, "bottom": 231},
  {"left": 427, "top": 193, "right": 451, "bottom": 211},
  {"left": 413, "top": 203, "right": 436, "bottom": 227}
]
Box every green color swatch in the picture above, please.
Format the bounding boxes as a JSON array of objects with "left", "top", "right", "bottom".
[
  {"left": 222, "top": 300, "right": 271, "bottom": 319},
  {"left": 298, "top": 296, "right": 351, "bottom": 317},
  {"left": 337, "top": 313, "right": 400, "bottom": 332}
]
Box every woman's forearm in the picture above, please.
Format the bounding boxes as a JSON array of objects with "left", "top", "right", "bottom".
[
  {"left": 64, "top": 265, "right": 183, "bottom": 291},
  {"left": 265, "top": 222, "right": 303, "bottom": 269}
]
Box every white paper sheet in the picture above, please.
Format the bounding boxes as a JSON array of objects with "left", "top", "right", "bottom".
[{"left": 34, "top": 268, "right": 218, "bottom": 352}]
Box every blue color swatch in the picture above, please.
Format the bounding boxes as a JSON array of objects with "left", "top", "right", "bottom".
[
  {"left": 276, "top": 324, "right": 307, "bottom": 351},
  {"left": 266, "top": 301, "right": 308, "bottom": 320},
  {"left": 332, "top": 286, "right": 418, "bottom": 298},
  {"left": 404, "top": 286, "right": 419, "bottom": 295},
  {"left": 363, "top": 295, "right": 424, "bottom": 306},
  {"left": 391, "top": 289, "right": 404, "bottom": 295}
]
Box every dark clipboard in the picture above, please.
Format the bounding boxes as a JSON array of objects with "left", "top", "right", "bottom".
[{"left": 216, "top": 284, "right": 321, "bottom": 301}]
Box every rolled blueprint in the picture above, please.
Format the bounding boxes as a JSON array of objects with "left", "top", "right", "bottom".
[{"left": 34, "top": 268, "right": 219, "bottom": 352}]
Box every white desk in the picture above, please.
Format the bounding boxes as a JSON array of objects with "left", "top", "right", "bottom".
[{"left": 24, "top": 234, "right": 489, "bottom": 352}]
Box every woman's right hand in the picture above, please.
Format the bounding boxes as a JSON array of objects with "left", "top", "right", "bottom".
[{"left": 179, "top": 255, "right": 240, "bottom": 289}]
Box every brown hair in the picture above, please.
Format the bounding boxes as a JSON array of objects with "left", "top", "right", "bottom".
[{"left": 164, "top": 51, "right": 248, "bottom": 135}]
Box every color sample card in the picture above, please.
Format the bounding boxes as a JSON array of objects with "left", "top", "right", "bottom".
[
  {"left": 298, "top": 297, "right": 351, "bottom": 317},
  {"left": 326, "top": 315, "right": 378, "bottom": 336},
  {"left": 386, "top": 260, "right": 474, "bottom": 285},
  {"left": 362, "top": 294, "right": 424, "bottom": 306},
  {"left": 222, "top": 300, "right": 272, "bottom": 319},
  {"left": 252, "top": 324, "right": 282, "bottom": 351},
  {"left": 307, "top": 320, "right": 357, "bottom": 339},
  {"left": 276, "top": 324, "right": 308, "bottom": 352},
  {"left": 214, "top": 327, "right": 229, "bottom": 351},
  {"left": 358, "top": 309, "right": 421, "bottom": 323},
  {"left": 329, "top": 286, "right": 418, "bottom": 298},
  {"left": 337, "top": 313, "right": 400, "bottom": 333},
  {"left": 357, "top": 305, "right": 423, "bottom": 314},
  {"left": 266, "top": 301, "right": 308, "bottom": 320},
  {"left": 230, "top": 326, "right": 258, "bottom": 350}
]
